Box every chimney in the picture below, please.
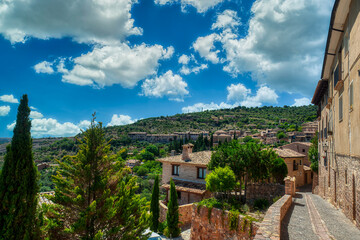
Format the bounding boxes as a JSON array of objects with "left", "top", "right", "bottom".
[
  {"left": 171, "top": 150, "right": 176, "bottom": 156},
  {"left": 182, "top": 143, "right": 194, "bottom": 161}
]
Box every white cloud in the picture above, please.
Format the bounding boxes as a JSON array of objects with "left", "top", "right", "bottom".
[
  {"left": 0, "top": 94, "right": 19, "bottom": 103},
  {"left": 78, "top": 120, "right": 92, "bottom": 130},
  {"left": 195, "top": 0, "right": 332, "bottom": 96},
  {"left": 0, "top": 106, "right": 10, "bottom": 116},
  {"left": 30, "top": 106, "right": 37, "bottom": 110},
  {"left": 178, "top": 54, "right": 208, "bottom": 75},
  {"left": 0, "top": 0, "right": 141, "bottom": 45},
  {"left": 7, "top": 118, "right": 91, "bottom": 137},
  {"left": 180, "top": 64, "right": 208, "bottom": 75},
  {"left": 193, "top": 33, "right": 220, "bottom": 64},
  {"left": 212, "top": 10, "right": 241, "bottom": 30},
  {"left": 182, "top": 84, "right": 279, "bottom": 112},
  {"left": 178, "top": 54, "right": 190, "bottom": 65},
  {"left": 155, "top": 0, "right": 225, "bottom": 13},
  {"left": 56, "top": 43, "right": 174, "bottom": 88},
  {"left": 227, "top": 83, "right": 251, "bottom": 102},
  {"left": 182, "top": 102, "right": 235, "bottom": 113},
  {"left": 292, "top": 97, "right": 311, "bottom": 106},
  {"left": 141, "top": 70, "right": 189, "bottom": 101},
  {"left": 34, "top": 61, "right": 54, "bottom": 74},
  {"left": 107, "top": 114, "right": 136, "bottom": 127},
  {"left": 30, "top": 110, "right": 44, "bottom": 119}
]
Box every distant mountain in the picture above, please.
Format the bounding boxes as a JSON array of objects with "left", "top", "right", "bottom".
[{"left": 0, "top": 138, "right": 10, "bottom": 145}]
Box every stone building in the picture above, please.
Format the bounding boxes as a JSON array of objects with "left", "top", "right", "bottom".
[
  {"left": 158, "top": 144, "right": 212, "bottom": 205},
  {"left": 311, "top": 0, "right": 360, "bottom": 227},
  {"left": 275, "top": 148, "right": 312, "bottom": 187},
  {"left": 282, "top": 142, "right": 312, "bottom": 166}
]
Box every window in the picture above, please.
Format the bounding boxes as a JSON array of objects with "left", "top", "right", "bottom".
[
  {"left": 302, "top": 149, "right": 305, "bottom": 153},
  {"left": 172, "top": 165, "right": 179, "bottom": 176},
  {"left": 300, "top": 160, "right": 302, "bottom": 166},
  {"left": 339, "top": 87, "right": 344, "bottom": 121},
  {"left": 345, "top": 169, "right": 348, "bottom": 184},
  {"left": 197, "top": 167, "right": 206, "bottom": 179},
  {"left": 334, "top": 65, "right": 339, "bottom": 88},
  {"left": 177, "top": 191, "right": 181, "bottom": 200},
  {"left": 349, "top": 81, "right": 354, "bottom": 110},
  {"left": 293, "top": 160, "right": 298, "bottom": 171},
  {"left": 344, "top": 27, "right": 349, "bottom": 54}
]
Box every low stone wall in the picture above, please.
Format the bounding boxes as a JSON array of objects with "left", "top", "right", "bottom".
[
  {"left": 190, "top": 205, "right": 260, "bottom": 240},
  {"left": 246, "top": 183, "right": 285, "bottom": 203},
  {"left": 312, "top": 172, "right": 319, "bottom": 194},
  {"left": 254, "top": 194, "right": 293, "bottom": 240},
  {"left": 159, "top": 201, "right": 193, "bottom": 226}
]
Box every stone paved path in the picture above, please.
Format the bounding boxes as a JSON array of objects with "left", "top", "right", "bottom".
[{"left": 282, "top": 185, "right": 360, "bottom": 240}]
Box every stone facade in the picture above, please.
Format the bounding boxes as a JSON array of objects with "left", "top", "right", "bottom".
[
  {"left": 282, "top": 142, "right": 312, "bottom": 166},
  {"left": 190, "top": 205, "right": 260, "bottom": 240},
  {"left": 312, "top": 0, "right": 360, "bottom": 229},
  {"left": 246, "top": 183, "right": 284, "bottom": 203},
  {"left": 159, "top": 201, "right": 193, "bottom": 226}
]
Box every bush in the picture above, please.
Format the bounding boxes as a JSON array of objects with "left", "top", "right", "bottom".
[{"left": 253, "top": 199, "right": 269, "bottom": 210}]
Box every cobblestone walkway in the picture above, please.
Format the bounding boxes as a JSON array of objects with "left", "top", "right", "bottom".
[{"left": 281, "top": 185, "right": 360, "bottom": 240}]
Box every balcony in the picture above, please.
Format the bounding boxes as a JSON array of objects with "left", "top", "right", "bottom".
[{"left": 334, "top": 79, "right": 344, "bottom": 91}]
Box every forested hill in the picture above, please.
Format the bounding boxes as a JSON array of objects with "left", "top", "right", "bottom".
[{"left": 105, "top": 105, "right": 317, "bottom": 138}]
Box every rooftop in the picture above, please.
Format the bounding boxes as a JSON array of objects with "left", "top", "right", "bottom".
[
  {"left": 158, "top": 151, "right": 211, "bottom": 166},
  {"left": 275, "top": 148, "right": 306, "bottom": 158},
  {"left": 162, "top": 179, "right": 207, "bottom": 195}
]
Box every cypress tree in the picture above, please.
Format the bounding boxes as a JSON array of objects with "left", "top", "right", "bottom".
[
  {"left": 150, "top": 175, "right": 160, "bottom": 232},
  {"left": 0, "top": 94, "right": 40, "bottom": 240},
  {"left": 44, "top": 116, "right": 149, "bottom": 239},
  {"left": 164, "top": 179, "right": 180, "bottom": 238}
]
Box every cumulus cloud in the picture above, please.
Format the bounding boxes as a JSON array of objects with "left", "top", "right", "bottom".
[
  {"left": 155, "top": 0, "right": 225, "bottom": 13},
  {"left": 0, "top": 94, "right": 19, "bottom": 103},
  {"left": 178, "top": 54, "right": 190, "bottom": 65},
  {"left": 78, "top": 120, "right": 92, "bottom": 130},
  {"left": 0, "top": 0, "right": 141, "bottom": 45},
  {"left": 182, "top": 84, "right": 278, "bottom": 113},
  {"left": 227, "top": 83, "right": 251, "bottom": 102},
  {"left": 141, "top": 70, "right": 189, "bottom": 101},
  {"left": 182, "top": 102, "right": 235, "bottom": 113},
  {"left": 195, "top": 0, "right": 333, "bottom": 96},
  {"left": 292, "top": 97, "right": 311, "bottom": 106},
  {"left": 30, "top": 110, "right": 44, "bottom": 119},
  {"left": 178, "top": 54, "right": 207, "bottom": 75},
  {"left": 34, "top": 61, "right": 54, "bottom": 74},
  {"left": 7, "top": 118, "right": 91, "bottom": 137},
  {"left": 35, "top": 44, "right": 174, "bottom": 88},
  {"left": 0, "top": 106, "right": 10, "bottom": 116},
  {"left": 212, "top": 10, "right": 241, "bottom": 30},
  {"left": 192, "top": 33, "right": 221, "bottom": 64},
  {"left": 107, "top": 114, "right": 136, "bottom": 127}
]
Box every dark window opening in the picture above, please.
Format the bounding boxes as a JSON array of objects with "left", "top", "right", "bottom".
[
  {"left": 172, "top": 165, "right": 179, "bottom": 176},
  {"left": 197, "top": 167, "right": 206, "bottom": 179}
]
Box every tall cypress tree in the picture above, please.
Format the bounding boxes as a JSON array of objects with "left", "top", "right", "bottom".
[
  {"left": 44, "top": 116, "right": 149, "bottom": 239},
  {"left": 164, "top": 179, "right": 180, "bottom": 238},
  {"left": 0, "top": 94, "right": 39, "bottom": 240},
  {"left": 150, "top": 175, "right": 160, "bottom": 232}
]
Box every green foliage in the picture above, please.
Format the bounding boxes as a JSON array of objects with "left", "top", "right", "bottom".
[
  {"left": 44, "top": 117, "right": 149, "bottom": 239},
  {"left": 205, "top": 166, "right": 236, "bottom": 199},
  {"left": 273, "top": 196, "right": 282, "bottom": 203},
  {"left": 228, "top": 210, "right": 240, "bottom": 231},
  {"left": 269, "top": 157, "right": 288, "bottom": 183},
  {"left": 146, "top": 144, "right": 160, "bottom": 156},
  {"left": 150, "top": 175, "right": 160, "bottom": 232},
  {"left": 309, "top": 133, "right": 319, "bottom": 173},
  {"left": 141, "top": 150, "right": 155, "bottom": 161},
  {"left": 0, "top": 94, "right": 40, "bottom": 240},
  {"left": 276, "top": 131, "right": 287, "bottom": 139},
  {"left": 164, "top": 179, "right": 180, "bottom": 238}
]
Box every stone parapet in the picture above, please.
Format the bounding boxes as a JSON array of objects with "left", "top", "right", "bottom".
[
  {"left": 159, "top": 201, "right": 193, "bottom": 226},
  {"left": 284, "top": 176, "right": 296, "bottom": 196},
  {"left": 246, "top": 183, "right": 285, "bottom": 203},
  {"left": 254, "top": 194, "right": 292, "bottom": 240},
  {"left": 190, "top": 205, "right": 260, "bottom": 240}
]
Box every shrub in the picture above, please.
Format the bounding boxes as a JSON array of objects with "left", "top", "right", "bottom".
[{"left": 253, "top": 199, "right": 269, "bottom": 210}]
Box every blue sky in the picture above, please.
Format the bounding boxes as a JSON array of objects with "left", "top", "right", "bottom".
[{"left": 0, "top": 0, "right": 334, "bottom": 138}]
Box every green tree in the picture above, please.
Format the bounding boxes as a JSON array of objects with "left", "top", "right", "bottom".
[
  {"left": 164, "top": 179, "right": 180, "bottom": 238},
  {"left": 150, "top": 175, "right": 160, "bottom": 232},
  {"left": 205, "top": 166, "right": 236, "bottom": 200},
  {"left": 146, "top": 145, "right": 159, "bottom": 157},
  {"left": 309, "top": 133, "right": 318, "bottom": 173},
  {"left": 44, "top": 117, "right": 149, "bottom": 239},
  {"left": 0, "top": 94, "right": 40, "bottom": 240},
  {"left": 141, "top": 150, "right": 155, "bottom": 161}
]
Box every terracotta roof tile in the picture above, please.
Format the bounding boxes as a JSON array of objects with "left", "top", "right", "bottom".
[
  {"left": 275, "top": 148, "right": 306, "bottom": 158},
  {"left": 162, "top": 180, "right": 207, "bottom": 195},
  {"left": 158, "top": 151, "right": 211, "bottom": 166}
]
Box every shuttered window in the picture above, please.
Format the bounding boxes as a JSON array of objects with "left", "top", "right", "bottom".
[{"left": 349, "top": 81, "right": 354, "bottom": 109}]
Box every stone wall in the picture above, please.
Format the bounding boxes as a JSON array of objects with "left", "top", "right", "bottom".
[
  {"left": 190, "top": 205, "right": 260, "bottom": 240},
  {"left": 159, "top": 201, "right": 193, "bottom": 226},
  {"left": 312, "top": 172, "right": 319, "bottom": 194},
  {"left": 246, "top": 183, "right": 284, "bottom": 203},
  {"left": 162, "top": 162, "right": 207, "bottom": 185},
  {"left": 254, "top": 194, "right": 293, "bottom": 240}
]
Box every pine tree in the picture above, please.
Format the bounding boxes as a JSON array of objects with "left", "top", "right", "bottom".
[
  {"left": 150, "top": 175, "right": 160, "bottom": 232},
  {"left": 164, "top": 179, "right": 180, "bottom": 238},
  {"left": 44, "top": 116, "right": 149, "bottom": 239},
  {"left": 0, "top": 94, "right": 40, "bottom": 240}
]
